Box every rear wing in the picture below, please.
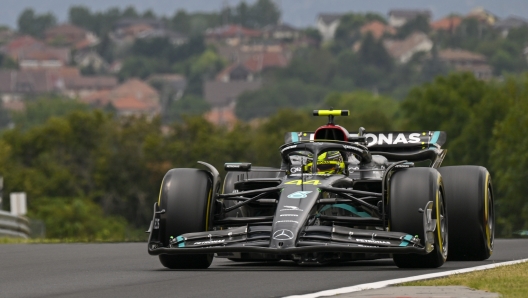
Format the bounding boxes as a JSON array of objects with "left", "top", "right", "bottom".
[
  {"left": 285, "top": 131, "right": 446, "bottom": 150},
  {"left": 284, "top": 131, "right": 447, "bottom": 167}
]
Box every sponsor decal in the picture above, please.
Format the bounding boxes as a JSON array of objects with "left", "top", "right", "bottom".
[
  {"left": 357, "top": 244, "right": 378, "bottom": 248},
  {"left": 193, "top": 239, "right": 225, "bottom": 245},
  {"left": 273, "top": 229, "right": 294, "bottom": 240},
  {"left": 342, "top": 145, "right": 362, "bottom": 152},
  {"left": 365, "top": 133, "right": 421, "bottom": 147},
  {"left": 280, "top": 206, "right": 304, "bottom": 212},
  {"left": 225, "top": 164, "right": 240, "bottom": 168},
  {"left": 355, "top": 239, "right": 390, "bottom": 245},
  {"left": 281, "top": 145, "right": 297, "bottom": 153},
  {"left": 280, "top": 214, "right": 299, "bottom": 217},
  {"left": 276, "top": 220, "right": 299, "bottom": 224},
  {"left": 394, "top": 164, "right": 412, "bottom": 168},
  {"left": 290, "top": 167, "right": 301, "bottom": 173},
  {"left": 285, "top": 179, "right": 320, "bottom": 186},
  {"left": 287, "top": 191, "right": 313, "bottom": 199}
]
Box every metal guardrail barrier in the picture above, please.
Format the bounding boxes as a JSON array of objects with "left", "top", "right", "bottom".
[{"left": 0, "top": 210, "right": 30, "bottom": 238}]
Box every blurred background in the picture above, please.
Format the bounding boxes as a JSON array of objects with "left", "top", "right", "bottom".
[{"left": 0, "top": 0, "right": 527, "bottom": 241}]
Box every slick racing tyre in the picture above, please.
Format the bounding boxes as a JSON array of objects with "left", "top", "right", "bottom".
[
  {"left": 439, "top": 166, "right": 494, "bottom": 261},
  {"left": 390, "top": 168, "right": 448, "bottom": 268},
  {"left": 158, "top": 168, "right": 214, "bottom": 269}
]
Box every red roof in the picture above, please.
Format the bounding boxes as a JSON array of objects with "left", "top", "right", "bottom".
[
  {"left": 112, "top": 96, "right": 151, "bottom": 111},
  {"left": 243, "top": 52, "right": 289, "bottom": 72},
  {"left": 3, "top": 35, "right": 43, "bottom": 52},
  {"left": 360, "top": 21, "right": 396, "bottom": 39},
  {"left": 431, "top": 16, "right": 462, "bottom": 31},
  {"left": 204, "top": 106, "right": 237, "bottom": 127}
]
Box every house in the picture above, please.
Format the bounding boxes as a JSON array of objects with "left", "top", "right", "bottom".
[
  {"left": 111, "top": 18, "right": 186, "bottom": 46},
  {"left": 242, "top": 51, "right": 289, "bottom": 73},
  {"left": 438, "top": 49, "right": 493, "bottom": 79},
  {"left": 147, "top": 74, "right": 187, "bottom": 104},
  {"left": 44, "top": 23, "right": 99, "bottom": 49},
  {"left": 136, "top": 28, "right": 188, "bottom": 46},
  {"left": 431, "top": 16, "right": 463, "bottom": 33},
  {"left": 262, "top": 23, "right": 300, "bottom": 41},
  {"left": 204, "top": 80, "right": 261, "bottom": 109},
  {"left": 316, "top": 14, "right": 342, "bottom": 42},
  {"left": 112, "top": 96, "right": 158, "bottom": 117},
  {"left": 216, "top": 64, "right": 254, "bottom": 82},
  {"left": 388, "top": 9, "right": 432, "bottom": 28},
  {"left": 204, "top": 105, "right": 238, "bottom": 128},
  {"left": 18, "top": 47, "right": 71, "bottom": 69},
  {"left": 383, "top": 32, "right": 433, "bottom": 63},
  {"left": 467, "top": 7, "right": 498, "bottom": 25},
  {"left": 62, "top": 76, "right": 118, "bottom": 98},
  {"left": 74, "top": 50, "right": 109, "bottom": 72},
  {"left": 360, "top": 21, "right": 396, "bottom": 39},
  {"left": 205, "top": 24, "right": 261, "bottom": 45},
  {"left": 1, "top": 35, "right": 44, "bottom": 60},
  {"left": 114, "top": 18, "right": 164, "bottom": 32},
  {"left": 81, "top": 78, "right": 161, "bottom": 117},
  {"left": 0, "top": 68, "right": 79, "bottom": 102},
  {"left": 494, "top": 16, "right": 528, "bottom": 37},
  {"left": 215, "top": 42, "right": 286, "bottom": 64},
  {"left": 0, "top": 69, "right": 51, "bottom": 102}
]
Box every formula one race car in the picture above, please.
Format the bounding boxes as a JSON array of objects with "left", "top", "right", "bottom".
[{"left": 147, "top": 110, "right": 495, "bottom": 269}]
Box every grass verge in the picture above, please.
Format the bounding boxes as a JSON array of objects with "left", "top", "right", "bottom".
[{"left": 399, "top": 260, "right": 528, "bottom": 298}]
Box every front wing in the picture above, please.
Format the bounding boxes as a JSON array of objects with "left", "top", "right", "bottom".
[{"left": 147, "top": 201, "right": 436, "bottom": 256}]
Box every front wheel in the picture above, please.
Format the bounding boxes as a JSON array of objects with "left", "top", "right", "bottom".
[
  {"left": 157, "top": 168, "right": 214, "bottom": 269},
  {"left": 439, "top": 166, "right": 494, "bottom": 261},
  {"left": 389, "top": 168, "right": 448, "bottom": 268}
]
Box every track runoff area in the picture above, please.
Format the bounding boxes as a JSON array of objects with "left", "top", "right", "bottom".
[{"left": 284, "top": 258, "right": 528, "bottom": 298}]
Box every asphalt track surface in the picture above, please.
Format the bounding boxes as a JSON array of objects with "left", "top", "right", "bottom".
[{"left": 0, "top": 239, "right": 527, "bottom": 298}]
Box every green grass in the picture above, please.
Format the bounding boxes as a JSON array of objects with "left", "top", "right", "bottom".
[
  {"left": 399, "top": 261, "right": 528, "bottom": 298},
  {"left": 0, "top": 235, "right": 148, "bottom": 244}
]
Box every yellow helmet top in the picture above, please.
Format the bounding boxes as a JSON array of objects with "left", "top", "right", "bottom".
[{"left": 304, "top": 151, "right": 345, "bottom": 174}]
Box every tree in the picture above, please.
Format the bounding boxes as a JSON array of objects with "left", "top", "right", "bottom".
[
  {"left": 118, "top": 56, "right": 164, "bottom": 80},
  {"left": 397, "top": 15, "right": 431, "bottom": 39},
  {"left": 29, "top": 197, "right": 127, "bottom": 240},
  {"left": 11, "top": 96, "right": 89, "bottom": 131},
  {"left": 401, "top": 73, "right": 492, "bottom": 165},
  {"left": 165, "top": 95, "right": 210, "bottom": 123},
  {"left": 490, "top": 75, "right": 528, "bottom": 235},
  {"left": 17, "top": 8, "right": 56, "bottom": 38},
  {"left": 0, "top": 52, "right": 17, "bottom": 69},
  {"left": 231, "top": 0, "right": 280, "bottom": 28},
  {"left": 323, "top": 91, "right": 398, "bottom": 131},
  {"left": 68, "top": 6, "right": 93, "bottom": 31}
]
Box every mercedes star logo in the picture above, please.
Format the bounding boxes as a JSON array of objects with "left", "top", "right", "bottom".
[{"left": 273, "top": 229, "right": 294, "bottom": 240}]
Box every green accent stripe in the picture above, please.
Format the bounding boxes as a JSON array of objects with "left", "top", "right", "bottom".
[
  {"left": 399, "top": 241, "right": 410, "bottom": 247},
  {"left": 291, "top": 132, "right": 299, "bottom": 142},
  {"left": 403, "top": 234, "right": 414, "bottom": 241},
  {"left": 176, "top": 236, "right": 185, "bottom": 247},
  {"left": 319, "top": 204, "right": 371, "bottom": 217},
  {"left": 430, "top": 131, "right": 440, "bottom": 145}
]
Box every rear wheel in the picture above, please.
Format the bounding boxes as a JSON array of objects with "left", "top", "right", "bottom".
[
  {"left": 158, "top": 168, "right": 214, "bottom": 269},
  {"left": 439, "top": 166, "right": 494, "bottom": 261},
  {"left": 390, "top": 168, "right": 448, "bottom": 268}
]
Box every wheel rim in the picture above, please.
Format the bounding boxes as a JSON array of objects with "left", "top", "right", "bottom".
[
  {"left": 487, "top": 185, "right": 494, "bottom": 252},
  {"left": 438, "top": 191, "right": 448, "bottom": 259}
]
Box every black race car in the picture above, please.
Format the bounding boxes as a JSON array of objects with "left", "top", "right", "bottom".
[{"left": 147, "top": 110, "right": 494, "bottom": 269}]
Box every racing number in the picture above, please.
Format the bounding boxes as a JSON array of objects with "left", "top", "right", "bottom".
[{"left": 285, "top": 180, "right": 320, "bottom": 186}]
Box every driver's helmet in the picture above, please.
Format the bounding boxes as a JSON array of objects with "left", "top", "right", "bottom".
[{"left": 304, "top": 151, "right": 345, "bottom": 174}]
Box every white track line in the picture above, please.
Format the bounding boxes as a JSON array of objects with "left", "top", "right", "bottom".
[{"left": 284, "top": 258, "right": 528, "bottom": 298}]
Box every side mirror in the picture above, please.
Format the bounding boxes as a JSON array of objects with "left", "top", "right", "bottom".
[{"left": 224, "top": 163, "right": 252, "bottom": 172}]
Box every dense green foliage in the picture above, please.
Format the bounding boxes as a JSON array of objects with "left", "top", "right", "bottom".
[{"left": 17, "top": 8, "right": 56, "bottom": 38}]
